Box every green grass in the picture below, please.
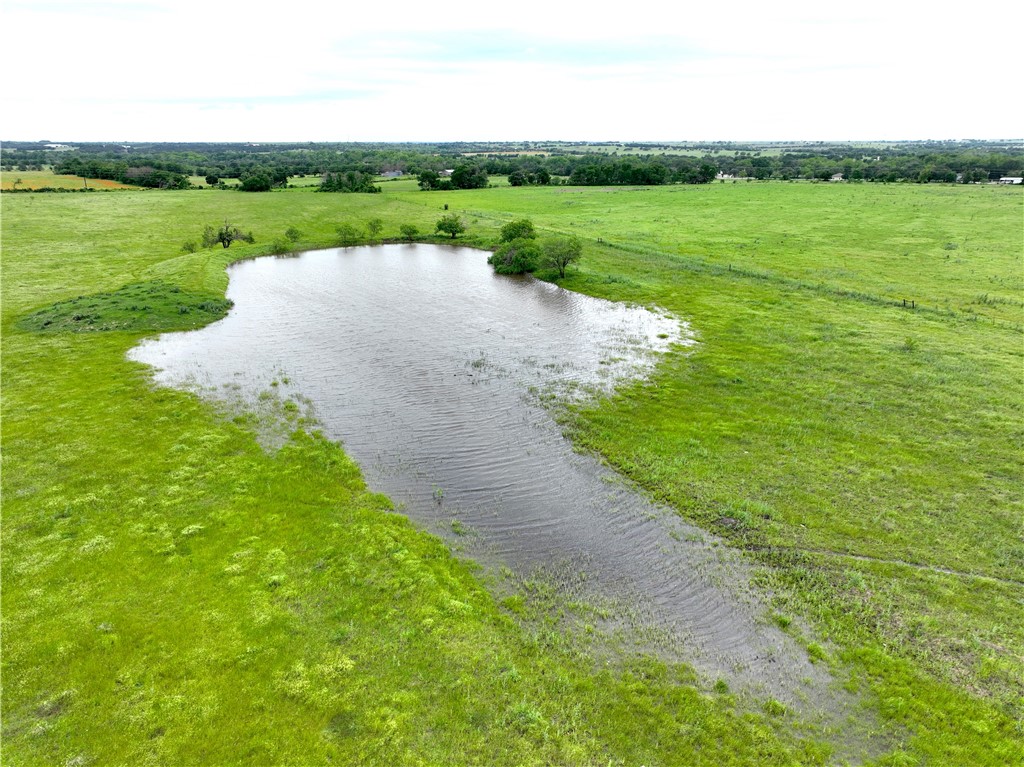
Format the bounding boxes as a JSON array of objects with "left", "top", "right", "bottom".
[
  {"left": 17, "top": 281, "right": 232, "bottom": 333},
  {"left": 3, "top": 182, "right": 1022, "bottom": 765},
  {"left": 2, "top": 169, "right": 139, "bottom": 190}
]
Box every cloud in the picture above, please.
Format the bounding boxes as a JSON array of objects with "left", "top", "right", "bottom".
[{"left": 4, "top": 0, "right": 1022, "bottom": 141}]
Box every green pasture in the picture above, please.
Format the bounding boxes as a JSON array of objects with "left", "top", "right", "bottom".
[
  {"left": 2, "top": 182, "right": 1022, "bottom": 765},
  {"left": 186, "top": 175, "right": 240, "bottom": 188},
  {"left": 1, "top": 169, "right": 138, "bottom": 190}
]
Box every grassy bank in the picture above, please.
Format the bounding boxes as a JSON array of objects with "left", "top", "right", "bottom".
[{"left": 3, "top": 182, "right": 1022, "bottom": 764}]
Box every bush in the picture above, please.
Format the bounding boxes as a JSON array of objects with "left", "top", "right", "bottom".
[
  {"left": 488, "top": 238, "right": 541, "bottom": 274},
  {"left": 499, "top": 219, "right": 536, "bottom": 243},
  {"left": 400, "top": 224, "right": 419, "bottom": 241}
]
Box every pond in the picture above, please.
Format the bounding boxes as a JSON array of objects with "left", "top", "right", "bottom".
[{"left": 129, "top": 244, "right": 848, "bottom": 717}]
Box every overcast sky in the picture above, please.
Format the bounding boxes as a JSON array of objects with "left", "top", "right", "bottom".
[{"left": 5, "top": 0, "right": 1022, "bottom": 143}]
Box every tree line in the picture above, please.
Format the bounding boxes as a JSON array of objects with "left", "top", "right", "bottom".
[{"left": 4, "top": 141, "right": 1018, "bottom": 189}]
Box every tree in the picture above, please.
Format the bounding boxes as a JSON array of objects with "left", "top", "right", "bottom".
[
  {"left": 400, "top": 224, "right": 419, "bottom": 241},
  {"left": 696, "top": 163, "right": 717, "bottom": 184},
  {"left": 205, "top": 174, "right": 219, "bottom": 186},
  {"left": 418, "top": 170, "right": 441, "bottom": 190},
  {"left": 336, "top": 223, "right": 361, "bottom": 246},
  {"left": 435, "top": 214, "right": 465, "bottom": 239},
  {"left": 284, "top": 226, "right": 302, "bottom": 243},
  {"left": 366, "top": 218, "right": 384, "bottom": 241},
  {"left": 203, "top": 221, "right": 255, "bottom": 249},
  {"left": 450, "top": 163, "right": 488, "bottom": 190},
  {"left": 239, "top": 170, "right": 272, "bottom": 192},
  {"left": 543, "top": 236, "right": 582, "bottom": 278},
  {"left": 487, "top": 238, "right": 541, "bottom": 274},
  {"left": 320, "top": 171, "right": 380, "bottom": 193},
  {"left": 499, "top": 218, "right": 536, "bottom": 243}
]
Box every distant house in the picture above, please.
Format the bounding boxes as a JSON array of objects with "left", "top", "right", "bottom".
[
  {"left": 44, "top": 143, "right": 73, "bottom": 151},
  {"left": 381, "top": 171, "right": 403, "bottom": 179},
  {"left": 440, "top": 169, "right": 454, "bottom": 177},
  {"left": 997, "top": 177, "right": 1023, "bottom": 185},
  {"left": 830, "top": 173, "right": 844, "bottom": 182},
  {"left": 715, "top": 172, "right": 734, "bottom": 180}
]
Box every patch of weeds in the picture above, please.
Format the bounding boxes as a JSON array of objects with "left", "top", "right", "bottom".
[
  {"left": 18, "top": 281, "right": 231, "bottom": 333},
  {"left": 503, "top": 701, "right": 547, "bottom": 734},
  {"left": 806, "top": 642, "right": 828, "bottom": 664},
  {"left": 763, "top": 698, "right": 787, "bottom": 716}
]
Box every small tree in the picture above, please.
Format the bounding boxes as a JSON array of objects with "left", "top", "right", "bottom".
[
  {"left": 499, "top": 218, "right": 536, "bottom": 243},
  {"left": 366, "top": 218, "right": 384, "bottom": 241},
  {"left": 543, "top": 236, "right": 582, "bottom": 278},
  {"left": 336, "top": 223, "right": 360, "bottom": 246},
  {"left": 435, "top": 214, "right": 465, "bottom": 239},
  {"left": 205, "top": 174, "right": 219, "bottom": 186},
  {"left": 212, "top": 222, "right": 255, "bottom": 248},
  {"left": 284, "top": 226, "right": 302, "bottom": 243},
  {"left": 400, "top": 224, "right": 419, "bottom": 241}
]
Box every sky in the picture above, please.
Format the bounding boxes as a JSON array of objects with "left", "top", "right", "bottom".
[{"left": 5, "top": 0, "right": 1022, "bottom": 143}]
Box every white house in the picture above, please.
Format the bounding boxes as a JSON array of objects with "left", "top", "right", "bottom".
[{"left": 997, "top": 177, "right": 1023, "bottom": 185}]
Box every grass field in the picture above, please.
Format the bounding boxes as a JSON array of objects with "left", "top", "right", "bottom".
[
  {"left": 2, "top": 182, "right": 1022, "bottom": 765},
  {"left": 1, "top": 169, "right": 139, "bottom": 191}
]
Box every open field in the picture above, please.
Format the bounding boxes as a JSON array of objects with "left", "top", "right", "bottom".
[
  {"left": 3, "top": 182, "right": 1022, "bottom": 765},
  {"left": 1, "top": 169, "right": 139, "bottom": 190}
]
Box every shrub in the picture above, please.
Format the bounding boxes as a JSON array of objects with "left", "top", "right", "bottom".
[
  {"left": 499, "top": 218, "right": 536, "bottom": 243},
  {"left": 488, "top": 238, "right": 541, "bottom": 275},
  {"left": 400, "top": 224, "right": 419, "bottom": 241}
]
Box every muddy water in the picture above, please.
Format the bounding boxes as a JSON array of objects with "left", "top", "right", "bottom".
[{"left": 130, "top": 244, "right": 863, "bottom": 733}]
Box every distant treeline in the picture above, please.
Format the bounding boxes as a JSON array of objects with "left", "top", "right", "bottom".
[
  {"left": 49, "top": 157, "right": 190, "bottom": 189},
  {"left": 2, "top": 140, "right": 1021, "bottom": 187}
]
